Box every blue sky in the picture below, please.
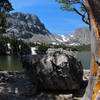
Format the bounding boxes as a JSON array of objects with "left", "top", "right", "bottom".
[{"left": 9, "top": 0, "right": 88, "bottom": 35}]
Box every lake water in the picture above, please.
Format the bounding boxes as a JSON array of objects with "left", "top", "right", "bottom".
[
  {"left": 0, "top": 51, "right": 91, "bottom": 71},
  {"left": 0, "top": 56, "right": 23, "bottom": 71},
  {"left": 77, "top": 51, "right": 91, "bottom": 69}
]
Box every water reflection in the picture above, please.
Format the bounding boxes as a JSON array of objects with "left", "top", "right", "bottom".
[
  {"left": 0, "top": 56, "right": 22, "bottom": 71},
  {"left": 7, "top": 56, "right": 11, "bottom": 70},
  {"left": 77, "top": 51, "right": 91, "bottom": 69},
  {"left": 0, "top": 51, "right": 91, "bottom": 71}
]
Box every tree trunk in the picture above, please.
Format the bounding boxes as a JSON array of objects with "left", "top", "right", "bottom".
[{"left": 82, "top": 0, "right": 100, "bottom": 100}]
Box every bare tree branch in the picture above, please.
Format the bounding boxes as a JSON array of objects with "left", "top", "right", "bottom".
[
  {"left": 82, "top": 17, "right": 89, "bottom": 24},
  {"left": 73, "top": 8, "right": 89, "bottom": 24}
]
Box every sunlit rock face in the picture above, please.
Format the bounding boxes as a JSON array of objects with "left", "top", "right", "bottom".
[
  {"left": 54, "top": 28, "right": 91, "bottom": 46},
  {"left": 5, "top": 12, "right": 57, "bottom": 43},
  {"left": 5, "top": 12, "right": 90, "bottom": 45},
  {"left": 21, "top": 49, "right": 83, "bottom": 94}
]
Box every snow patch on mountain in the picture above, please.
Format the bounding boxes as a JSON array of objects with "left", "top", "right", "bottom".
[
  {"left": 61, "top": 35, "right": 69, "bottom": 42},
  {"left": 56, "top": 38, "right": 63, "bottom": 42},
  {"left": 54, "top": 27, "right": 90, "bottom": 46}
]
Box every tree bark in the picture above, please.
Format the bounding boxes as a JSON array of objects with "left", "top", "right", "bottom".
[{"left": 82, "top": 0, "right": 100, "bottom": 100}]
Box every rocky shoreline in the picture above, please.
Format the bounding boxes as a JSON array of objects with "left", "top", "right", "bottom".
[
  {"left": 0, "top": 49, "right": 90, "bottom": 100},
  {"left": 0, "top": 70, "right": 90, "bottom": 100}
]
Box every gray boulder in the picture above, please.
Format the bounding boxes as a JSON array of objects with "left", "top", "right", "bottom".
[{"left": 21, "top": 50, "right": 83, "bottom": 93}]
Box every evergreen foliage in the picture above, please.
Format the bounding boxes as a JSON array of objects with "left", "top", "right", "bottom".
[
  {"left": 0, "top": 36, "right": 7, "bottom": 55},
  {"left": 10, "top": 37, "right": 20, "bottom": 55},
  {"left": 19, "top": 41, "right": 31, "bottom": 55},
  {"left": 0, "top": 36, "right": 90, "bottom": 55},
  {"left": 55, "top": 0, "right": 89, "bottom": 25},
  {"left": 36, "top": 43, "right": 49, "bottom": 54},
  {"left": 0, "top": 0, "right": 13, "bottom": 34},
  {"left": 0, "top": 36, "right": 31, "bottom": 55}
]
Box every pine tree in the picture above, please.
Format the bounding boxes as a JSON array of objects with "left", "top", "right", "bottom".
[{"left": 0, "top": 0, "right": 13, "bottom": 34}]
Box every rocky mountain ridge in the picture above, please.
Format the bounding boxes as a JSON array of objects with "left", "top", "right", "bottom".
[
  {"left": 5, "top": 12, "right": 90, "bottom": 45},
  {"left": 55, "top": 27, "right": 91, "bottom": 46},
  {"left": 6, "top": 12, "right": 57, "bottom": 43}
]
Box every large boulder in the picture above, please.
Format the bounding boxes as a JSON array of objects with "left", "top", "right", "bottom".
[{"left": 21, "top": 49, "right": 83, "bottom": 93}]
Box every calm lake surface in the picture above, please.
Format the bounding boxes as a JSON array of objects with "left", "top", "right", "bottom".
[
  {"left": 0, "top": 56, "right": 23, "bottom": 71},
  {"left": 0, "top": 51, "right": 91, "bottom": 71},
  {"left": 77, "top": 51, "right": 91, "bottom": 69}
]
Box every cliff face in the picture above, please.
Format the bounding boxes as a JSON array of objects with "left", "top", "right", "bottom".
[
  {"left": 55, "top": 28, "right": 91, "bottom": 45},
  {"left": 5, "top": 12, "right": 90, "bottom": 45},
  {"left": 71, "top": 28, "right": 90, "bottom": 45},
  {"left": 6, "top": 12, "right": 56, "bottom": 43}
]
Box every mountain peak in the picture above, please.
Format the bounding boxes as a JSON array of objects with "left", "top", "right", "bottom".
[
  {"left": 54, "top": 27, "right": 90, "bottom": 46},
  {"left": 6, "top": 12, "right": 57, "bottom": 43}
]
